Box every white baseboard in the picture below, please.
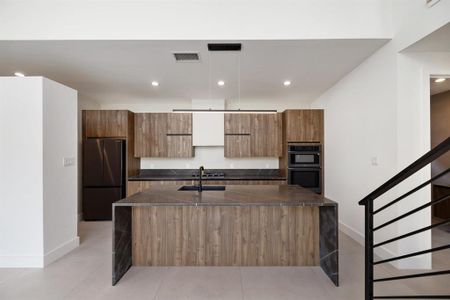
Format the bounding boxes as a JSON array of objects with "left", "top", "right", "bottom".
[
  {"left": 44, "top": 236, "right": 80, "bottom": 266},
  {"left": 0, "top": 256, "right": 44, "bottom": 268},
  {"left": 0, "top": 237, "right": 79, "bottom": 268},
  {"left": 339, "top": 221, "right": 396, "bottom": 260}
]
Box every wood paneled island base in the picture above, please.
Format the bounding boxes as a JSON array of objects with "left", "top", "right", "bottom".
[
  {"left": 112, "top": 185, "right": 338, "bottom": 287},
  {"left": 133, "top": 206, "right": 319, "bottom": 266}
]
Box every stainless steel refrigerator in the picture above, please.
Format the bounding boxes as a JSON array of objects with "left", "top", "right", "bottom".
[{"left": 82, "top": 138, "right": 126, "bottom": 221}]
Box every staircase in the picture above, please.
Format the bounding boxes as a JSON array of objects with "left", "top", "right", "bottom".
[{"left": 359, "top": 136, "right": 450, "bottom": 299}]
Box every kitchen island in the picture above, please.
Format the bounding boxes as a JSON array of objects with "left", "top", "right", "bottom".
[{"left": 112, "top": 185, "right": 338, "bottom": 286}]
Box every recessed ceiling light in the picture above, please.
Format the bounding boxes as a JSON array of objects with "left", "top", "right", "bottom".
[
  {"left": 217, "top": 80, "right": 225, "bottom": 86},
  {"left": 14, "top": 72, "right": 25, "bottom": 77},
  {"left": 434, "top": 78, "right": 446, "bottom": 83},
  {"left": 151, "top": 81, "right": 159, "bottom": 87},
  {"left": 283, "top": 80, "right": 291, "bottom": 86}
]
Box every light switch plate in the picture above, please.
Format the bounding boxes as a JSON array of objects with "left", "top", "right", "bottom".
[{"left": 63, "top": 157, "right": 75, "bottom": 167}]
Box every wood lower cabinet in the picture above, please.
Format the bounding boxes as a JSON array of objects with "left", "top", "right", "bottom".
[
  {"left": 284, "top": 110, "right": 323, "bottom": 143},
  {"left": 127, "top": 180, "right": 286, "bottom": 196},
  {"left": 132, "top": 205, "right": 319, "bottom": 266},
  {"left": 135, "top": 113, "right": 193, "bottom": 158}
]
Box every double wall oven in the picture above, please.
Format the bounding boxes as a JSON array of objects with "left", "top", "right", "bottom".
[{"left": 287, "top": 144, "right": 322, "bottom": 194}]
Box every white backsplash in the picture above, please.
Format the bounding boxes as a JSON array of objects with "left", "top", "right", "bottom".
[{"left": 140, "top": 146, "right": 278, "bottom": 169}]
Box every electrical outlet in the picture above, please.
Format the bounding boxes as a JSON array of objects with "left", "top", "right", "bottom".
[{"left": 63, "top": 157, "right": 75, "bottom": 167}]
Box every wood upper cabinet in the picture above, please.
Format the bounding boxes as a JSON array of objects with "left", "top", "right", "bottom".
[
  {"left": 224, "top": 113, "right": 252, "bottom": 157},
  {"left": 250, "top": 113, "right": 282, "bottom": 157},
  {"left": 224, "top": 113, "right": 251, "bottom": 134},
  {"left": 83, "top": 110, "right": 128, "bottom": 138},
  {"left": 134, "top": 113, "right": 193, "bottom": 158},
  {"left": 135, "top": 113, "right": 168, "bottom": 157},
  {"left": 167, "top": 135, "right": 193, "bottom": 157},
  {"left": 167, "top": 113, "right": 192, "bottom": 134},
  {"left": 284, "top": 110, "right": 323, "bottom": 142},
  {"left": 224, "top": 135, "right": 251, "bottom": 157},
  {"left": 224, "top": 113, "right": 281, "bottom": 157}
]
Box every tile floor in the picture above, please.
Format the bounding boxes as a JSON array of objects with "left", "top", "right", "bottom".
[{"left": 0, "top": 221, "right": 448, "bottom": 300}]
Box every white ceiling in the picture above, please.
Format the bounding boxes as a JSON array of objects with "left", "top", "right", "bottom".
[
  {"left": 0, "top": 40, "right": 388, "bottom": 105},
  {"left": 404, "top": 22, "right": 450, "bottom": 52},
  {"left": 430, "top": 78, "right": 450, "bottom": 95}
]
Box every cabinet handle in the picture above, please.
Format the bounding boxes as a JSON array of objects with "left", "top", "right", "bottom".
[
  {"left": 166, "top": 133, "right": 192, "bottom": 136},
  {"left": 225, "top": 133, "right": 250, "bottom": 136}
]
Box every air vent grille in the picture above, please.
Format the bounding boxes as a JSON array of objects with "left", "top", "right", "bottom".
[
  {"left": 208, "top": 43, "right": 242, "bottom": 51},
  {"left": 173, "top": 52, "right": 200, "bottom": 62}
]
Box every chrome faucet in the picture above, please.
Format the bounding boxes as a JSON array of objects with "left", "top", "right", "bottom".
[{"left": 198, "top": 166, "right": 205, "bottom": 192}]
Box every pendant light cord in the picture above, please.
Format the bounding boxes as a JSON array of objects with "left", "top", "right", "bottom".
[
  {"left": 238, "top": 51, "right": 241, "bottom": 110},
  {"left": 208, "top": 51, "right": 212, "bottom": 101}
]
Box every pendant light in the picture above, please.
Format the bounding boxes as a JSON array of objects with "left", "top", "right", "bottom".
[{"left": 173, "top": 43, "right": 277, "bottom": 114}]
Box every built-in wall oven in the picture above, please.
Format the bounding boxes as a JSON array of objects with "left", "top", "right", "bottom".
[
  {"left": 288, "top": 144, "right": 321, "bottom": 167},
  {"left": 287, "top": 144, "right": 321, "bottom": 194}
]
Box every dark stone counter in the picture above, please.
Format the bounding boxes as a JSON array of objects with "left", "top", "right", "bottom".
[
  {"left": 115, "top": 185, "right": 335, "bottom": 207},
  {"left": 128, "top": 169, "right": 286, "bottom": 181}
]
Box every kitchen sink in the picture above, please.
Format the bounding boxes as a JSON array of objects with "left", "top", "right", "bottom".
[{"left": 178, "top": 185, "right": 226, "bottom": 191}]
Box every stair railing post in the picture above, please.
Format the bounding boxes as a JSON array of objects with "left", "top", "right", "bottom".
[{"left": 365, "top": 200, "right": 374, "bottom": 300}]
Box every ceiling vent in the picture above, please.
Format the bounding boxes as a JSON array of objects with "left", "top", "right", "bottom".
[
  {"left": 208, "top": 43, "right": 242, "bottom": 51},
  {"left": 173, "top": 52, "right": 200, "bottom": 62}
]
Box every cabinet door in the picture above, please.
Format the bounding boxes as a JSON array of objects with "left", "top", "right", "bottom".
[
  {"left": 83, "top": 110, "right": 103, "bottom": 137},
  {"left": 167, "top": 135, "right": 193, "bottom": 157},
  {"left": 167, "top": 113, "right": 192, "bottom": 134},
  {"left": 83, "top": 110, "right": 128, "bottom": 138},
  {"left": 285, "top": 110, "right": 323, "bottom": 142},
  {"left": 134, "top": 113, "right": 168, "bottom": 157},
  {"left": 102, "top": 110, "right": 128, "bottom": 137},
  {"left": 224, "top": 135, "right": 251, "bottom": 157},
  {"left": 250, "top": 114, "right": 282, "bottom": 157},
  {"left": 224, "top": 113, "right": 251, "bottom": 134}
]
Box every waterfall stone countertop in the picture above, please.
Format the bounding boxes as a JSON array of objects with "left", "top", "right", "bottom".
[
  {"left": 128, "top": 169, "right": 286, "bottom": 181},
  {"left": 114, "top": 185, "right": 336, "bottom": 207},
  {"left": 112, "top": 184, "right": 339, "bottom": 287}
]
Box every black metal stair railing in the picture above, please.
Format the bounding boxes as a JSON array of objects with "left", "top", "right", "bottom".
[{"left": 359, "top": 136, "right": 450, "bottom": 300}]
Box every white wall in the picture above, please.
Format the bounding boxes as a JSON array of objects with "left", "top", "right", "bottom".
[
  {"left": 312, "top": 43, "right": 400, "bottom": 261},
  {"left": 42, "top": 78, "right": 79, "bottom": 264},
  {"left": 0, "top": 77, "right": 44, "bottom": 267},
  {"left": 0, "top": 77, "right": 79, "bottom": 267},
  {"left": 99, "top": 98, "right": 308, "bottom": 169},
  {"left": 0, "top": 0, "right": 391, "bottom": 40},
  {"left": 141, "top": 147, "right": 279, "bottom": 169},
  {"left": 395, "top": 51, "right": 450, "bottom": 268},
  {"left": 312, "top": 0, "right": 450, "bottom": 269}
]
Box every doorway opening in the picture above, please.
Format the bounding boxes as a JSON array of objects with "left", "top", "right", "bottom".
[{"left": 429, "top": 75, "right": 450, "bottom": 269}]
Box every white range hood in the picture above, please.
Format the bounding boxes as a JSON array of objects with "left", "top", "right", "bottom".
[{"left": 191, "top": 99, "right": 225, "bottom": 146}]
